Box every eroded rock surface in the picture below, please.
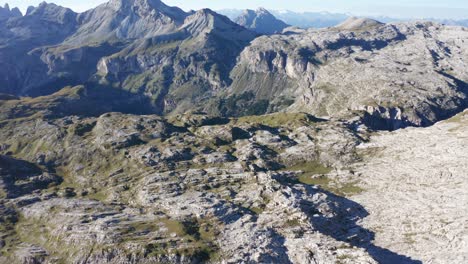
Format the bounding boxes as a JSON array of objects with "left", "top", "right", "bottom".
[
  {"left": 0, "top": 101, "right": 395, "bottom": 263},
  {"left": 344, "top": 110, "right": 468, "bottom": 264}
]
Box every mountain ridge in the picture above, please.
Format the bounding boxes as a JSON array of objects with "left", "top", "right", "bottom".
[{"left": 0, "top": 1, "right": 468, "bottom": 264}]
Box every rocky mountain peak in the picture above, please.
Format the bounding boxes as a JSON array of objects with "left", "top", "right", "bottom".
[
  {"left": 107, "top": 0, "right": 186, "bottom": 19},
  {"left": 108, "top": 0, "right": 161, "bottom": 11},
  {"left": 335, "top": 17, "right": 384, "bottom": 30},
  {"left": 0, "top": 3, "right": 22, "bottom": 19},
  {"left": 235, "top": 7, "right": 289, "bottom": 34},
  {"left": 68, "top": 0, "right": 187, "bottom": 43},
  {"left": 182, "top": 9, "right": 242, "bottom": 34}
]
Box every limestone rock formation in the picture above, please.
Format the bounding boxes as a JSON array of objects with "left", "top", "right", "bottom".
[{"left": 70, "top": 0, "right": 188, "bottom": 43}]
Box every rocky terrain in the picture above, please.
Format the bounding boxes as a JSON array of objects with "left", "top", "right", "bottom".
[
  {"left": 350, "top": 110, "right": 468, "bottom": 264},
  {"left": 0, "top": 89, "right": 379, "bottom": 263},
  {"left": 234, "top": 8, "right": 290, "bottom": 34},
  {"left": 0, "top": 0, "right": 467, "bottom": 263}
]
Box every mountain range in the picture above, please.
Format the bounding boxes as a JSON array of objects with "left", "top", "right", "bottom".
[
  {"left": 220, "top": 8, "right": 468, "bottom": 29},
  {"left": 1, "top": 0, "right": 467, "bottom": 129},
  {"left": 0, "top": 0, "right": 468, "bottom": 263}
]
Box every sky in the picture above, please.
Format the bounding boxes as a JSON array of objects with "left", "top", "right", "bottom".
[{"left": 2, "top": 0, "right": 468, "bottom": 20}]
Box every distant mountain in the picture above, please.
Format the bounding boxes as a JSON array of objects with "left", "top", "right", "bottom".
[
  {"left": 0, "top": 3, "right": 21, "bottom": 21},
  {"left": 271, "top": 10, "right": 349, "bottom": 28},
  {"left": 335, "top": 17, "right": 383, "bottom": 30},
  {"left": 234, "top": 8, "right": 289, "bottom": 34},
  {"left": 219, "top": 9, "right": 349, "bottom": 28},
  {"left": 70, "top": 0, "right": 188, "bottom": 43},
  {"left": 220, "top": 9, "right": 468, "bottom": 29}
]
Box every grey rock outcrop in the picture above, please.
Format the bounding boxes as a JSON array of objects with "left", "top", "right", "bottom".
[
  {"left": 235, "top": 8, "right": 290, "bottom": 34},
  {"left": 69, "top": 0, "right": 187, "bottom": 43},
  {"left": 0, "top": 2, "right": 79, "bottom": 95},
  {"left": 2, "top": 83, "right": 465, "bottom": 263}
]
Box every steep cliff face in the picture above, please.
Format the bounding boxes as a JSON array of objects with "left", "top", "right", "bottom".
[
  {"left": 228, "top": 21, "right": 468, "bottom": 129},
  {"left": 235, "top": 8, "right": 289, "bottom": 34}
]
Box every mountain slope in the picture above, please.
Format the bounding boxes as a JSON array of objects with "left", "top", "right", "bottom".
[
  {"left": 0, "top": 0, "right": 468, "bottom": 130},
  {"left": 1, "top": 1, "right": 468, "bottom": 264},
  {"left": 0, "top": 3, "right": 79, "bottom": 95},
  {"left": 225, "top": 21, "right": 468, "bottom": 129},
  {"left": 96, "top": 8, "right": 257, "bottom": 114},
  {"left": 68, "top": 0, "right": 187, "bottom": 44},
  {"left": 235, "top": 8, "right": 289, "bottom": 34}
]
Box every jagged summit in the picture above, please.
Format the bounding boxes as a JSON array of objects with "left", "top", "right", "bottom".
[
  {"left": 335, "top": 17, "right": 384, "bottom": 30},
  {"left": 235, "top": 7, "right": 289, "bottom": 34},
  {"left": 0, "top": 3, "right": 22, "bottom": 19},
  {"left": 67, "top": 0, "right": 187, "bottom": 43},
  {"left": 107, "top": 0, "right": 186, "bottom": 18}
]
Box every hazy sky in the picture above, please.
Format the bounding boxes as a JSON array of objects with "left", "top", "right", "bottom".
[{"left": 2, "top": 0, "right": 468, "bottom": 19}]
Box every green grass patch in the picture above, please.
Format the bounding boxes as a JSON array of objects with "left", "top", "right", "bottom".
[
  {"left": 248, "top": 206, "right": 265, "bottom": 215},
  {"left": 285, "top": 218, "right": 301, "bottom": 228},
  {"left": 299, "top": 174, "right": 332, "bottom": 186}
]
